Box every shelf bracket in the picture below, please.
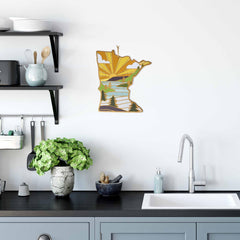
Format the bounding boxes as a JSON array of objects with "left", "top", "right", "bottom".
[
  {"left": 49, "top": 90, "right": 59, "bottom": 124},
  {"left": 49, "top": 35, "right": 59, "bottom": 72}
]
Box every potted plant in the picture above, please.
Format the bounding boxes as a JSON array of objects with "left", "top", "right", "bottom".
[{"left": 29, "top": 137, "right": 93, "bottom": 197}]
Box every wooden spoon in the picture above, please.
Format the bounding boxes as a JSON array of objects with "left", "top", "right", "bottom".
[
  {"left": 33, "top": 51, "right": 37, "bottom": 64},
  {"left": 41, "top": 46, "right": 51, "bottom": 64}
]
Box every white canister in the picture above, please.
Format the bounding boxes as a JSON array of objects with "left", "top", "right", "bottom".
[{"left": 18, "top": 182, "right": 30, "bottom": 197}]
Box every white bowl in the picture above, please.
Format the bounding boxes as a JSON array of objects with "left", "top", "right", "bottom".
[
  {"left": 0, "top": 18, "right": 11, "bottom": 28},
  {"left": 10, "top": 18, "right": 51, "bottom": 32}
]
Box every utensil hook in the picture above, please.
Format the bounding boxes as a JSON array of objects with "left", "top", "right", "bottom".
[
  {"left": 40, "top": 118, "right": 45, "bottom": 141},
  {"left": 0, "top": 116, "right": 1, "bottom": 133},
  {"left": 20, "top": 115, "right": 24, "bottom": 135}
]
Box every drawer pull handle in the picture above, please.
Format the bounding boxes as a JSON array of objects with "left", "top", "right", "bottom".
[{"left": 38, "top": 234, "right": 52, "bottom": 240}]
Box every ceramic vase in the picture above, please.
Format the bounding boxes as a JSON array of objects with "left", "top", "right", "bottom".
[
  {"left": 51, "top": 166, "right": 74, "bottom": 197},
  {"left": 25, "top": 64, "right": 47, "bottom": 87}
]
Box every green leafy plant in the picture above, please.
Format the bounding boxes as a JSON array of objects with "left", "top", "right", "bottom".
[{"left": 29, "top": 138, "right": 93, "bottom": 176}]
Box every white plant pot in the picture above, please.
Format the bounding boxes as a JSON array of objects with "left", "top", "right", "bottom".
[{"left": 51, "top": 166, "right": 74, "bottom": 197}]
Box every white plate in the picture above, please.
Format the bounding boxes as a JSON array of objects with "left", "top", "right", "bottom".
[
  {"left": 0, "top": 28, "right": 10, "bottom": 32},
  {"left": 10, "top": 18, "right": 51, "bottom": 32}
]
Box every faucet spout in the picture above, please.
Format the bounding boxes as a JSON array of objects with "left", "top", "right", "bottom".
[
  {"left": 177, "top": 134, "right": 206, "bottom": 193},
  {"left": 178, "top": 134, "right": 193, "bottom": 163}
]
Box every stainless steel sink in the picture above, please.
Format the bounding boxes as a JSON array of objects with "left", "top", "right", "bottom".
[{"left": 142, "top": 193, "right": 240, "bottom": 209}]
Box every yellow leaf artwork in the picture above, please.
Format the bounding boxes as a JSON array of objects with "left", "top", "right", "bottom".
[{"left": 96, "top": 49, "right": 151, "bottom": 112}]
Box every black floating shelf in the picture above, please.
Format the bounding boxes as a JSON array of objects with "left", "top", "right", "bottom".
[
  {"left": 0, "top": 85, "right": 63, "bottom": 90},
  {"left": 0, "top": 85, "right": 63, "bottom": 124},
  {"left": 0, "top": 31, "right": 63, "bottom": 72},
  {"left": 0, "top": 31, "right": 63, "bottom": 36}
]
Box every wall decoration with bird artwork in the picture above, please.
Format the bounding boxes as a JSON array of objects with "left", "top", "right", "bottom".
[{"left": 96, "top": 47, "right": 151, "bottom": 112}]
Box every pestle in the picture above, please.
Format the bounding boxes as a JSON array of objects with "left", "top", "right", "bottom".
[{"left": 110, "top": 175, "right": 122, "bottom": 183}]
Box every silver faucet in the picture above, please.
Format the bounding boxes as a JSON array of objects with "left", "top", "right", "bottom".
[{"left": 178, "top": 134, "right": 206, "bottom": 193}]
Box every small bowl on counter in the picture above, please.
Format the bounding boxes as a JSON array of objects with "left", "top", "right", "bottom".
[{"left": 96, "top": 181, "right": 122, "bottom": 197}]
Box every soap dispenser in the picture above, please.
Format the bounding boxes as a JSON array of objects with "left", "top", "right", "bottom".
[{"left": 154, "top": 168, "right": 163, "bottom": 193}]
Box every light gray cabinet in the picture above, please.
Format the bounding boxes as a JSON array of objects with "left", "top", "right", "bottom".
[
  {"left": 95, "top": 218, "right": 198, "bottom": 240},
  {"left": 198, "top": 223, "right": 240, "bottom": 240},
  {"left": 1, "top": 216, "right": 240, "bottom": 240},
  {"left": 100, "top": 222, "right": 196, "bottom": 240},
  {"left": 96, "top": 217, "right": 240, "bottom": 240},
  {"left": 0, "top": 217, "right": 94, "bottom": 240}
]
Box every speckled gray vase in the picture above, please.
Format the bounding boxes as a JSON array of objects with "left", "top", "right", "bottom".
[{"left": 51, "top": 166, "right": 74, "bottom": 197}]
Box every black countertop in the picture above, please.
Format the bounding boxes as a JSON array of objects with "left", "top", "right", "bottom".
[{"left": 1, "top": 191, "right": 240, "bottom": 217}]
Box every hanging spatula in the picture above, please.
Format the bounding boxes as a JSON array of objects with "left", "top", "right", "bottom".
[{"left": 27, "top": 121, "right": 36, "bottom": 171}]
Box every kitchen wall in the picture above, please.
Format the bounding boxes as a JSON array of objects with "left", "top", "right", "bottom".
[{"left": 0, "top": 0, "right": 240, "bottom": 191}]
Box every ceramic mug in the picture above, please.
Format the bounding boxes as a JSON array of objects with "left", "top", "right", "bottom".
[{"left": 24, "top": 64, "right": 47, "bottom": 87}]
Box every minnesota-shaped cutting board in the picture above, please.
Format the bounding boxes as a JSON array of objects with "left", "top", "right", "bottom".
[{"left": 96, "top": 49, "right": 151, "bottom": 112}]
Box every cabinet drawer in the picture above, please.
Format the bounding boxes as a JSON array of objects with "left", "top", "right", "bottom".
[
  {"left": 198, "top": 223, "right": 240, "bottom": 240},
  {"left": 101, "top": 222, "right": 196, "bottom": 240},
  {"left": 0, "top": 222, "right": 89, "bottom": 240}
]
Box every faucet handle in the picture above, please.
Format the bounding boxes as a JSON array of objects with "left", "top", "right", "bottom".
[{"left": 194, "top": 180, "right": 206, "bottom": 187}]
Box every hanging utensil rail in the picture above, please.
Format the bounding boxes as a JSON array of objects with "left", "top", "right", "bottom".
[{"left": 0, "top": 114, "right": 53, "bottom": 118}]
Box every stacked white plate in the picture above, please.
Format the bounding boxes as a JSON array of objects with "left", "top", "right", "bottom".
[
  {"left": 0, "top": 17, "right": 11, "bottom": 31},
  {"left": 10, "top": 17, "right": 52, "bottom": 32}
]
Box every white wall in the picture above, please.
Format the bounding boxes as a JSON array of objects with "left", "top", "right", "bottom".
[{"left": 0, "top": 0, "right": 240, "bottom": 191}]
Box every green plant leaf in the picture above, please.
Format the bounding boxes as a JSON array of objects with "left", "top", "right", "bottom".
[{"left": 30, "top": 138, "right": 93, "bottom": 175}]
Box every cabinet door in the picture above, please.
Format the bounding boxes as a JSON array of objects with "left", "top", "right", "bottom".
[
  {"left": 0, "top": 222, "right": 89, "bottom": 240},
  {"left": 101, "top": 222, "right": 196, "bottom": 240},
  {"left": 198, "top": 223, "right": 240, "bottom": 240}
]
